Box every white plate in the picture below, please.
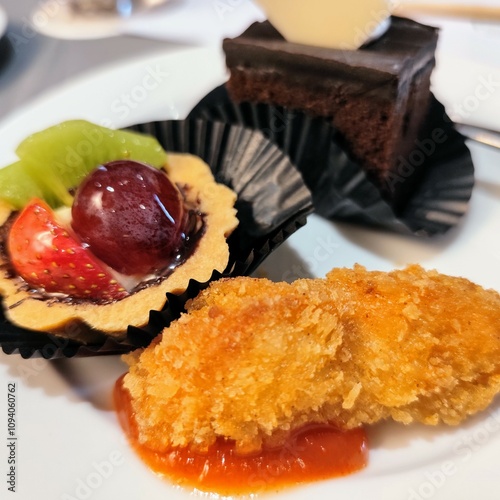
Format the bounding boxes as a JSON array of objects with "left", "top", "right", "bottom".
[
  {"left": 0, "top": 5, "right": 7, "bottom": 39},
  {"left": 1, "top": 45, "right": 500, "bottom": 500},
  {"left": 417, "top": 15, "right": 500, "bottom": 133}
]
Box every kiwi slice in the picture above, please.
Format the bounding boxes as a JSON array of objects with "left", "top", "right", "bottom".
[
  {"left": 0, "top": 162, "right": 47, "bottom": 209},
  {"left": 1, "top": 120, "right": 168, "bottom": 209}
]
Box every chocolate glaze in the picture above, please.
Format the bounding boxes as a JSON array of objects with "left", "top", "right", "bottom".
[
  {"left": 0, "top": 214, "right": 17, "bottom": 280},
  {"left": 223, "top": 17, "right": 438, "bottom": 100}
]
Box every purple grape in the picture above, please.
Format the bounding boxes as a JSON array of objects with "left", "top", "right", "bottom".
[{"left": 71, "top": 160, "right": 186, "bottom": 275}]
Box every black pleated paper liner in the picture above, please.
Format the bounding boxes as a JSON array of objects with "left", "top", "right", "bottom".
[
  {"left": 189, "top": 85, "right": 475, "bottom": 237},
  {"left": 0, "top": 303, "right": 135, "bottom": 359},
  {"left": 0, "top": 119, "right": 313, "bottom": 359}
]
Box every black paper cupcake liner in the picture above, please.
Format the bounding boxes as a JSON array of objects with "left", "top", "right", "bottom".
[
  {"left": 0, "top": 118, "right": 313, "bottom": 359},
  {"left": 189, "top": 86, "right": 475, "bottom": 237}
]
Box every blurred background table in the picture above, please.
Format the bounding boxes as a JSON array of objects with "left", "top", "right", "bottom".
[{"left": 0, "top": 1, "right": 174, "bottom": 122}]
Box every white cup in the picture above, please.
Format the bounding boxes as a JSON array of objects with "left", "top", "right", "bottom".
[{"left": 253, "top": 0, "right": 392, "bottom": 50}]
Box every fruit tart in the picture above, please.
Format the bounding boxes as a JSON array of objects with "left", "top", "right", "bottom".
[{"left": 0, "top": 120, "right": 238, "bottom": 342}]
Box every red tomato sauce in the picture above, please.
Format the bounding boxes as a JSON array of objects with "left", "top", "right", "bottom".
[{"left": 114, "top": 376, "right": 368, "bottom": 495}]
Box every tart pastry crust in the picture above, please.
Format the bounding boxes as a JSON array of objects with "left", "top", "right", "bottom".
[{"left": 0, "top": 153, "right": 238, "bottom": 340}]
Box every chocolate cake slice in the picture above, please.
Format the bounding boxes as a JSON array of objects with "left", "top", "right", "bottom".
[{"left": 223, "top": 17, "right": 439, "bottom": 207}]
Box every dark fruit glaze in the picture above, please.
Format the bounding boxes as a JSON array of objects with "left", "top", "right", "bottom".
[
  {"left": 72, "top": 160, "right": 188, "bottom": 276},
  {"left": 114, "top": 375, "right": 368, "bottom": 495}
]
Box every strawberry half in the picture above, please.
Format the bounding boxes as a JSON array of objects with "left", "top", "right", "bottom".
[{"left": 7, "top": 198, "right": 128, "bottom": 302}]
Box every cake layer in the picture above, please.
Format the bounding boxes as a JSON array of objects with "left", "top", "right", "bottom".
[{"left": 223, "top": 17, "right": 439, "bottom": 206}]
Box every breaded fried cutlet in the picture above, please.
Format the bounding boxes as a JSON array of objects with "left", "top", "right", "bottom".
[
  {"left": 326, "top": 264, "right": 500, "bottom": 428},
  {"left": 123, "top": 265, "right": 500, "bottom": 454}
]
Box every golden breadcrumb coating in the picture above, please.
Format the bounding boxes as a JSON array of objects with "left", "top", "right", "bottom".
[
  {"left": 326, "top": 264, "right": 500, "bottom": 428},
  {"left": 123, "top": 265, "right": 500, "bottom": 454}
]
